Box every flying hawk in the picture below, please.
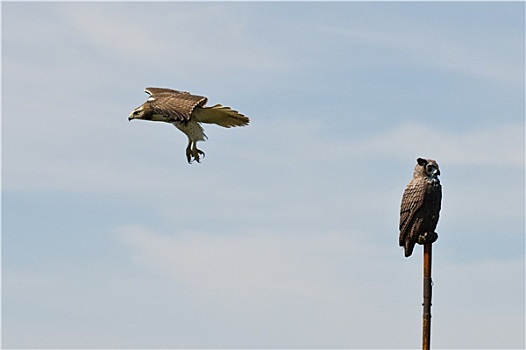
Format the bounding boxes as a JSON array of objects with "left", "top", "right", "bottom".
[
  {"left": 399, "top": 158, "right": 442, "bottom": 257},
  {"left": 129, "top": 87, "right": 249, "bottom": 163}
]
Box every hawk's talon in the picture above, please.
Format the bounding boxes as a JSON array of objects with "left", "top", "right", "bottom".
[
  {"left": 186, "top": 144, "right": 205, "bottom": 164},
  {"left": 197, "top": 150, "right": 205, "bottom": 162}
]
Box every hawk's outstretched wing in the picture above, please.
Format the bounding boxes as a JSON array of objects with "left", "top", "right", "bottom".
[{"left": 145, "top": 88, "right": 208, "bottom": 122}]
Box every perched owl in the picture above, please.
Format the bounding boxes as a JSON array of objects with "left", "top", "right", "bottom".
[
  {"left": 129, "top": 87, "right": 249, "bottom": 163},
  {"left": 399, "top": 158, "right": 442, "bottom": 257}
]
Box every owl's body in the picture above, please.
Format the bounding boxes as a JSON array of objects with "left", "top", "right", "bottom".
[{"left": 399, "top": 158, "right": 442, "bottom": 257}]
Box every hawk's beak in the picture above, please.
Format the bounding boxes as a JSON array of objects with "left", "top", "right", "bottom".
[{"left": 128, "top": 113, "right": 134, "bottom": 121}]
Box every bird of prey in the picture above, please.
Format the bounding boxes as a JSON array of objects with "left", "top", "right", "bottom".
[
  {"left": 399, "top": 158, "right": 442, "bottom": 257},
  {"left": 129, "top": 87, "right": 249, "bottom": 163}
]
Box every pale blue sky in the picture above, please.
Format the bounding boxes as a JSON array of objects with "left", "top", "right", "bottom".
[{"left": 2, "top": 2, "right": 525, "bottom": 349}]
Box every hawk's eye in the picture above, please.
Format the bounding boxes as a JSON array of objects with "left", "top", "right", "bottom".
[{"left": 133, "top": 110, "right": 141, "bottom": 115}]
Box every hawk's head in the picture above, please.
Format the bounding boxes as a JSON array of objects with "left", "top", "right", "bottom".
[
  {"left": 129, "top": 99, "right": 172, "bottom": 122},
  {"left": 128, "top": 105, "right": 147, "bottom": 121}
]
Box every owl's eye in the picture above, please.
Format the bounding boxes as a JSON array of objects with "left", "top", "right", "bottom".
[{"left": 427, "top": 165, "right": 439, "bottom": 175}]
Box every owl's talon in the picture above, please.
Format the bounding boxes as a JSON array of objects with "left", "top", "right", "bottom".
[{"left": 417, "top": 232, "right": 439, "bottom": 245}]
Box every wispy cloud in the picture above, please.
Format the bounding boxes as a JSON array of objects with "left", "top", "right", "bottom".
[
  {"left": 58, "top": 3, "right": 293, "bottom": 76},
  {"left": 116, "top": 224, "right": 361, "bottom": 301},
  {"left": 312, "top": 6, "right": 525, "bottom": 89},
  {"left": 339, "top": 26, "right": 523, "bottom": 87},
  {"left": 238, "top": 118, "right": 525, "bottom": 169},
  {"left": 342, "top": 120, "right": 525, "bottom": 168},
  {"left": 114, "top": 224, "right": 420, "bottom": 348},
  {"left": 114, "top": 224, "right": 524, "bottom": 348}
]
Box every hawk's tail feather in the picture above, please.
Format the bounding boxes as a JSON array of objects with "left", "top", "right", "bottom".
[{"left": 194, "top": 104, "right": 250, "bottom": 128}]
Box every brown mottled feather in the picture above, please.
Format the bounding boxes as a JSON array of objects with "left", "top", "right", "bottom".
[
  {"left": 146, "top": 90, "right": 207, "bottom": 122},
  {"left": 399, "top": 179, "right": 427, "bottom": 239},
  {"left": 399, "top": 159, "right": 442, "bottom": 257},
  {"left": 145, "top": 87, "right": 185, "bottom": 95}
]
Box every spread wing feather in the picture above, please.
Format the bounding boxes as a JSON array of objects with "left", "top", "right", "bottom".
[
  {"left": 144, "top": 88, "right": 208, "bottom": 122},
  {"left": 145, "top": 87, "right": 186, "bottom": 95}
]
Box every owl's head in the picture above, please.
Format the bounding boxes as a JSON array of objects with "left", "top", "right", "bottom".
[{"left": 415, "top": 157, "right": 440, "bottom": 181}]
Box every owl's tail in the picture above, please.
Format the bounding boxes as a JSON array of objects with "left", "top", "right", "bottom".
[
  {"left": 404, "top": 241, "right": 415, "bottom": 258},
  {"left": 193, "top": 104, "right": 250, "bottom": 128}
]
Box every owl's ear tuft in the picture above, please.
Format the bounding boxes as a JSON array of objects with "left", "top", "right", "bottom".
[{"left": 417, "top": 158, "right": 427, "bottom": 166}]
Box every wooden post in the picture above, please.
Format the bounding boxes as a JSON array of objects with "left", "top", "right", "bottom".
[{"left": 422, "top": 243, "right": 432, "bottom": 350}]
